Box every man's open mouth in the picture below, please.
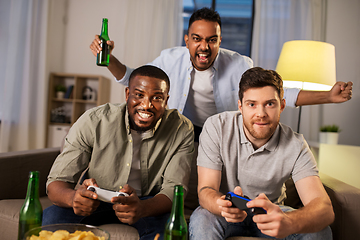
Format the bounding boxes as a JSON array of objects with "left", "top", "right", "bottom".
[
  {"left": 137, "top": 111, "right": 153, "bottom": 120},
  {"left": 197, "top": 53, "right": 210, "bottom": 63}
]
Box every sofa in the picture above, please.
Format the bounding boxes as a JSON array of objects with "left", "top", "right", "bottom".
[{"left": 1, "top": 147, "right": 360, "bottom": 240}]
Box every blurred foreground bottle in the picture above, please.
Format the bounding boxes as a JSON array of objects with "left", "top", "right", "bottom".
[
  {"left": 164, "top": 185, "right": 188, "bottom": 240},
  {"left": 97, "top": 18, "right": 110, "bottom": 66},
  {"left": 18, "top": 171, "right": 42, "bottom": 240}
]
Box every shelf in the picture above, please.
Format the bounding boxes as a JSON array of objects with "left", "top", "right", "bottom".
[
  {"left": 46, "top": 72, "right": 110, "bottom": 147},
  {"left": 52, "top": 98, "right": 73, "bottom": 102},
  {"left": 49, "top": 122, "right": 71, "bottom": 126}
]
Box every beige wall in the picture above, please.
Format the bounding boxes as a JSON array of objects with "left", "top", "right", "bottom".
[
  {"left": 322, "top": 0, "right": 360, "bottom": 146},
  {"left": 319, "top": 143, "right": 360, "bottom": 189}
]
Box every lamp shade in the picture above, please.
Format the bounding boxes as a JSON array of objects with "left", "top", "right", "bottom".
[{"left": 275, "top": 40, "right": 336, "bottom": 90}]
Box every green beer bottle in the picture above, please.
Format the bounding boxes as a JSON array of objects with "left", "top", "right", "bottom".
[
  {"left": 164, "top": 185, "right": 188, "bottom": 240},
  {"left": 96, "top": 18, "right": 110, "bottom": 66},
  {"left": 18, "top": 171, "right": 42, "bottom": 240}
]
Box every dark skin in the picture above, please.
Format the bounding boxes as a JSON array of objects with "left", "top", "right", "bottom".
[{"left": 47, "top": 75, "right": 172, "bottom": 225}]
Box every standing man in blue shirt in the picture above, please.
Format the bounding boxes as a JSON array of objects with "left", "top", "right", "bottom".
[{"left": 90, "top": 7, "right": 353, "bottom": 141}]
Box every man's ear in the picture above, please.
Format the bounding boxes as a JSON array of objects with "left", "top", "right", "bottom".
[
  {"left": 125, "top": 87, "right": 129, "bottom": 102},
  {"left": 238, "top": 99, "right": 243, "bottom": 114},
  {"left": 165, "top": 94, "right": 170, "bottom": 108},
  {"left": 184, "top": 34, "right": 189, "bottom": 48},
  {"left": 280, "top": 99, "right": 286, "bottom": 113}
]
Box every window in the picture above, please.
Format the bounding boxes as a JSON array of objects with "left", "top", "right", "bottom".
[{"left": 182, "top": 0, "right": 254, "bottom": 57}]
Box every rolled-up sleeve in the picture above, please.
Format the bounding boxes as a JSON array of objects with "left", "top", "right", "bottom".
[
  {"left": 46, "top": 112, "right": 94, "bottom": 189},
  {"left": 284, "top": 87, "right": 301, "bottom": 108},
  {"left": 114, "top": 65, "right": 134, "bottom": 86}
]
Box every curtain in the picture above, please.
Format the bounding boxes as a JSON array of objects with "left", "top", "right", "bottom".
[
  {"left": 252, "top": 0, "right": 327, "bottom": 69},
  {"left": 0, "top": 0, "right": 49, "bottom": 152},
  {"left": 117, "top": 0, "right": 183, "bottom": 68},
  {"left": 251, "top": 0, "right": 327, "bottom": 141}
]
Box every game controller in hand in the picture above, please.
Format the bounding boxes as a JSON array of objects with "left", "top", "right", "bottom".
[
  {"left": 87, "top": 186, "right": 129, "bottom": 203},
  {"left": 225, "top": 192, "right": 267, "bottom": 215}
]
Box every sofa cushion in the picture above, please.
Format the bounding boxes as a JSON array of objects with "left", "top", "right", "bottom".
[
  {"left": 99, "top": 224, "right": 139, "bottom": 240},
  {"left": 0, "top": 197, "right": 53, "bottom": 240}
]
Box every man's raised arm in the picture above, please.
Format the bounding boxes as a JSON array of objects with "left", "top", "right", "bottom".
[
  {"left": 296, "top": 81, "right": 353, "bottom": 106},
  {"left": 89, "top": 35, "right": 127, "bottom": 80}
]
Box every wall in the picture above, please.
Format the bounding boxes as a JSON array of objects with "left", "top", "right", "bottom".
[
  {"left": 270, "top": 0, "right": 360, "bottom": 146},
  {"left": 319, "top": 143, "right": 360, "bottom": 189},
  {"left": 48, "top": 0, "right": 360, "bottom": 146},
  {"left": 322, "top": 0, "right": 360, "bottom": 146},
  {"left": 47, "top": 0, "right": 126, "bottom": 104}
]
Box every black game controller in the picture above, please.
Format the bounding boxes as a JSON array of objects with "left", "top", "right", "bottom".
[{"left": 225, "top": 192, "right": 266, "bottom": 215}]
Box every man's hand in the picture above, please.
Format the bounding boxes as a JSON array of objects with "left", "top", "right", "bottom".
[
  {"left": 218, "top": 186, "right": 247, "bottom": 223},
  {"left": 328, "top": 81, "right": 353, "bottom": 103},
  {"left": 247, "top": 193, "right": 293, "bottom": 238},
  {"left": 89, "top": 35, "right": 115, "bottom": 57},
  {"left": 72, "top": 178, "right": 100, "bottom": 216},
  {"left": 112, "top": 184, "right": 144, "bottom": 225}
]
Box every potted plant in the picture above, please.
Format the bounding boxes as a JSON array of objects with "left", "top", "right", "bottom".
[
  {"left": 319, "top": 124, "right": 341, "bottom": 144},
  {"left": 55, "top": 84, "right": 66, "bottom": 99}
]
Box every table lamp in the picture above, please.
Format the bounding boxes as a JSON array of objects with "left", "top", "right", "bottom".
[{"left": 275, "top": 40, "right": 336, "bottom": 133}]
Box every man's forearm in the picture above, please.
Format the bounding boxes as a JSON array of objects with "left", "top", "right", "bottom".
[
  {"left": 295, "top": 90, "right": 330, "bottom": 106},
  {"left": 140, "top": 194, "right": 172, "bottom": 217},
  {"left": 47, "top": 181, "right": 76, "bottom": 208},
  {"left": 286, "top": 197, "right": 334, "bottom": 234},
  {"left": 198, "top": 186, "right": 223, "bottom": 216},
  {"left": 107, "top": 54, "right": 127, "bottom": 80}
]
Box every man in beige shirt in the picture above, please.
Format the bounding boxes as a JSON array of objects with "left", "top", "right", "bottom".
[{"left": 43, "top": 65, "right": 194, "bottom": 240}]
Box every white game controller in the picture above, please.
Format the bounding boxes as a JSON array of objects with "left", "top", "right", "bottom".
[{"left": 87, "top": 186, "right": 129, "bottom": 203}]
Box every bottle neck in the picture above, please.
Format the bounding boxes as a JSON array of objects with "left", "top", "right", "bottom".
[
  {"left": 26, "top": 171, "right": 40, "bottom": 201},
  {"left": 170, "top": 185, "right": 185, "bottom": 217},
  {"left": 100, "top": 19, "right": 109, "bottom": 40}
]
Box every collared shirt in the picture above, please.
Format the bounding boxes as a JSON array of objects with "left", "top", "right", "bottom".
[
  {"left": 118, "top": 47, "right": 300, "bottom": 119},
  {"left": 47, "top": 103, "right": 194, "bottom": 201},
  {"left": 197, "top": 111, "right": 318, "bottom": 204}
]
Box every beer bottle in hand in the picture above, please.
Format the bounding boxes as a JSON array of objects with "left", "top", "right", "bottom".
[
  {"left": 96, "top": 18, "right": 110, "bottom": 66},
  {"left": 18, "top": 171, "right": 42, "bottom": 240},
  {"left": 164, "top": 185, "right": 188, "bottom": 240}
]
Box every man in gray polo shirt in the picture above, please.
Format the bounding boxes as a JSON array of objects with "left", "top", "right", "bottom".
[{"left": 189, "top": 67, "right": 334, "bottom": 239}]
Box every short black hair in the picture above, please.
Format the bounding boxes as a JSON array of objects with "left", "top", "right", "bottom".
[
  {"left": 238, "top": 67, "right": 284, "bottom": 102},
  {"left": 129, "top": 65, "right": 170, "bottom": 92},
  {"left": 188, "top": 7, "right": 221, "bottom": 34}
]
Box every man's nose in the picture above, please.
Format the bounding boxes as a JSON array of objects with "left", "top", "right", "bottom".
[
  {"left": 140, "top": 97, "right": 152, "bottom": 108},
  {"left": 257, "top": 106, "right": 266, "bottom": 117},
  {"left": 199, "top": 39, "right": 209, "bottom": 51}
]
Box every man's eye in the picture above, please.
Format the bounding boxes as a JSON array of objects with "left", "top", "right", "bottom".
[
  {"left": 209, "top": 38, "right": 217, "bottom": 43},
  {"left": 193, "top": 37, "right": 200, "bottom": 41},
  {"left": 267, "top": 102, "right": 275, "bottom": 107},
  {"left": 135, "top": 93, "right": 143, "bottom": 97},
  {"left": 153, "top": 96, "right": 163, "bottom": 101},
  {"left": 248, "top": 103, "right": 255, "bottom": 107}
]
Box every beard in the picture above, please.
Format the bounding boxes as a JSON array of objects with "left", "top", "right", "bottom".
[
  {"left": 243, "top": 118, "right": 279, "bottom": 140},
  {"left": 129, "top": 118, "right": 152, "bottom": 132},
  {"left": 128, "top": 109, "right": 161, "bottom": 133}
]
